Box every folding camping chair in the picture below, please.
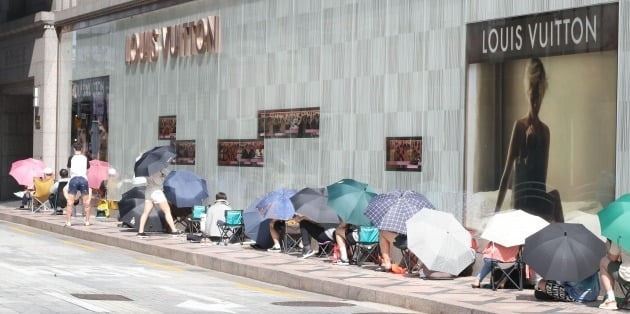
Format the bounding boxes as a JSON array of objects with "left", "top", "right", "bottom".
[
  {"left": 31, "top": 177, "right": 54, "bottom": 213},
  {"left": 393, "top": 234, "right": 419, "bottom": 274},
  {"left": 617, "top": 276, "right": 630, "bottom": 309},
  {"left": 317, "top": 240, "right": 334, "bottom": 258},
  {"left": 283, "top": 220, "right": 302, "bottom": 254},
  {"left": 353, "top": 225, "right": 381, "bottom": 266},
  {"left": 490, "top": 248, "right": 525, "bottom": 291},
  {"left": 187, "top": 205, "right": 207, "bottom": 235},
  {"left": 218, "top": 209, "right": 244, "bottom": 245}
]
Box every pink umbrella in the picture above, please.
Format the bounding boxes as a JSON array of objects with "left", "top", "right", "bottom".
[
  {"left": 87, "top": 160, "right": 110, "bottom": 189},
  {"left": 9, "top": 158, "right": 46, "bottom": 186}
]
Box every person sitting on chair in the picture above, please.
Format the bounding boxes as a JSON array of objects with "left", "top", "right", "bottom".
[
  {"left": 293, "top": 215, "right": 336, "bottom": 259},
  {"left": 333, "top": 222, "right": 357, "bottom": 265},
  {"left": 534, "top": 271, "right": 600, "bottom": 303},
  {"left": 49, "top": 169, "right": 70, "bottom": 214},
  {"left": 267, "top": 219, "right": 283, "bottom": 252},
  {"left": 472, "top": 241, "right": 520, "bottom": 288},
  {"left": 377, "top": 230, "right": 398, "bottom": 272},
  {"left": 205, "top": 192, "right": 231, "bottom": 242},
  {"left": 598, "top": 239, "right": 630, "bottom": 310}
]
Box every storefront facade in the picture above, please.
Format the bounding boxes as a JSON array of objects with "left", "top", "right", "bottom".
[{"left": 55, "top": 0, "right": 630, "bottom": 228}]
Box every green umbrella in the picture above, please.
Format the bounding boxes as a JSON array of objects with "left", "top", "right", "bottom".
[
  {"left": 326, "top": 179, "right": 377, "bottom": 226},
  {"left": 598, "top": 194, "right": 630, "bottom": 251}
]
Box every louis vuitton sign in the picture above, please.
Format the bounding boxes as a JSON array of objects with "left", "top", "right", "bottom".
[{"left": 125, "top": 16, "right": 220, "bottom": 64}]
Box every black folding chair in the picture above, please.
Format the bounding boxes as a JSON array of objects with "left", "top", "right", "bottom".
[{"left": 490, "top": 249, "right": 524, "bottom": 291}]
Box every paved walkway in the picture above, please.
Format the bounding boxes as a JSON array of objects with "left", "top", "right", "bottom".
[{"left": 0, "top": 202, "right": 612, "bottom": 314}]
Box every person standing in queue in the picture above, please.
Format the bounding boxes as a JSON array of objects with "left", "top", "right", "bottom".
[
  {"left": 64, "top": 141, "right": 92, "bottom": 227},
  {"left": 136, "top": 169, "right": 181, "bottom": 238}
]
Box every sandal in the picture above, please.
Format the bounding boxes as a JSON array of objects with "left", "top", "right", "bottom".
[
  {"left": 375, "top": 265, "right": 392, "bottom": 272},
  {"left": 471, "top": 283, "right": 481, "bottom": 288}
]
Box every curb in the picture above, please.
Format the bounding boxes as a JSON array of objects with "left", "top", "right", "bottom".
[{"left": 0, "top": 210, "right": 500, "bottom": 314}]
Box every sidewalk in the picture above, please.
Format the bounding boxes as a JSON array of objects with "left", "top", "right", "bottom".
[{"left": 0, "top": 202, "right": 609, "bottom": 314}]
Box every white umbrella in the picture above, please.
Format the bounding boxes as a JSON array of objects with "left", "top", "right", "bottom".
[
  {"left": 567, "top": 211, "right": 605, "bottom": 242},
  {"left": 406, "top": 210, "right": 474, "bottom": 275},
  {"left": 480, "top": 209, "right": 549, "bottom": 247}
]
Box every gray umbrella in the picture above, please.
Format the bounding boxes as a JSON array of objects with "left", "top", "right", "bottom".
[
  {"left": 291, "top": 187, "right": 340, "bottom": 225},
  {"left": 523, "top": 223, "right": 606, "bottom": 282}
]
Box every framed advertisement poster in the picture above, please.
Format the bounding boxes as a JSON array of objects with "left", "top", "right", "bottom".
[
  {"left": 218, "top": 139, "right": 264, "bottom": 167},
  {"left": 464, "top": 3, "right": 618, "bottom": 229},
  {"left": 257, "top": 107, "right": 320, "bottom": 138},
  {"left": 173, "top": 140, "right": 195, "bottom": 165},
  {"left": 385, "top": 137, "right": 422, "bottom": 172},
  {"left": 158, "top": 115, "right": 176, "bottom": 140}
]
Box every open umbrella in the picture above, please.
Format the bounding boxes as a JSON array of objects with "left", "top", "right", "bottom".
[
  {"left": 567, "top": 211, "right": 605, "bottom": 242},
  {"left": 480, "top": 209, "right": 549, "bottom": 247},
  {"left": 163, "top": 170, "right": 209, "bottom": 208},
  {"left": 291, "top": 187, "right": 340, "bottom": 225},
  {"left": 9, "top": 158, "right": 46, "bottom": 186},
  {"left": 256, "top": 188, "right": 297, "bottom": 220},
  {"left": 87, "top": 160, "right": 110, "bottom": 189},
  {"left": 406, "top": 209, "right": 474, "bottom": 275},
  {"left": 598, "top": 194, "right": 630, "bottom": 251},
  {"left": 118, "top": 186, "right": 166, "bottom": 232},
  {"left": 134, "top": 146, "right": 176, "bottom": 177},
  {"left": 243, "top": 196, "right": 273, "bottom": 248},
  {"left": 364, "top": 190, "right": 434, "bottom": 234},
  {"left": 327, "top": 179, "right": 376, "bottom": 226},
  {"left": 523, "top": 223, "right": 606, "bottom": 282}
]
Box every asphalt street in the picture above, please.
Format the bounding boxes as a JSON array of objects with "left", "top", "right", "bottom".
[{"left": 0, "top": 220, "right": 418, "bottom": 314}]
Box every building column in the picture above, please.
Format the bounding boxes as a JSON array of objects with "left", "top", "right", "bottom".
[{"left": 32, "top": 24, "right": 58, "bottom": 169}]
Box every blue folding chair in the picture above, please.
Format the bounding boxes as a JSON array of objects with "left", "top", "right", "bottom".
[
  {"left": 353, "top": 226, "right": 381, "bottom": 266},
  {"left": 218, "top": 209, "right": 244, "bottom": 245},
  {"left": 187, "top": 205, "right": 207, "bottom": 235}
]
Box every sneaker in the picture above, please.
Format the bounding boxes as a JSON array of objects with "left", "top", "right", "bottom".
[
  {"left": 64, "top": 221, "right": 72, "bottom": 227},
  {"left": 333, "top": 259, "right": 350, "bottom": 266},
  {"left": 137, "top": 232, "right": 148, "bottom": 238},
  {"left": 301, "top": 249, "right": 317, "bottom": 259},
  {"left": 599, "top": 297, "right": 618, "bottom": 310},
  {"left": 84, "top": 221, "right": 91, "bottom": 226},
  {"left": 267, "top": 246, "right": 282, "bottom": 253},
  {"left": 170, "top": 230, "right": 184, "bottom": 236}
]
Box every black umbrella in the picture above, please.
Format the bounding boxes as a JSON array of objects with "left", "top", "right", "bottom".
[
  {"left": 291, "top": 187, "right": 340, "bottom": 225},
  {"left": 121, "top": 186, "right": 145, "bottom": 200},
  {"left": 118, "top": 187, "right": 166, "bottom": 232},
  {"left": 134, "top": 146, "right": 176, "bottom": 177},
  {"left": 523, "top": 223, "right": 606, "bottom": 282}
]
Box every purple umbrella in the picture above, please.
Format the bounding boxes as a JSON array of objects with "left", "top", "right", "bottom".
[{"left": 364, "top": 190, "right": 434, "bottom": 234}]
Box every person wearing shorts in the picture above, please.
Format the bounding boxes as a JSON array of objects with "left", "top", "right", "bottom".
[
  {"left": 136, "top": 170, "right": 179, "bottom": 237},
  {"left": 64, "top": 142, "right": 92, "bottom": 227}
]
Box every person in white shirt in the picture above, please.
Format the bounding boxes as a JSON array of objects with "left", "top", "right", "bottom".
[
  {"left": 64, "top": 142, "right": 91, "bottom": 227},
  {"left": 204, "top": 192, "right": 231, "bottom": 241}
]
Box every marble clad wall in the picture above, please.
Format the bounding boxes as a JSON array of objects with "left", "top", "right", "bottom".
[{"left": 58, "top": 0, "right": 629, "bottom": 221}]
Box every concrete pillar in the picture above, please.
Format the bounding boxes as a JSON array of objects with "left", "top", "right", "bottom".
[{"left": 31, "top": 24, "right": 58, "bottom": 170}]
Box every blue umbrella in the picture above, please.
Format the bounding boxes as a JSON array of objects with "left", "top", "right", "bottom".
[
  {"left": 163, "top": 170, "right": 209, "bottom": 208},
  {"left": 364, "top": 190, "right": 434, "bottom": 234},
  {"left": 243, "top": 196, "right": 273, "bottom": 248},
  {"left": 256, "top": 188, "right": 297, "bottom": 220}
]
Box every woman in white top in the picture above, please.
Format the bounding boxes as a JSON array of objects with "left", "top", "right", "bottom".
[{"left": 137, "top": 170, "right": 179, "bottom": 237}]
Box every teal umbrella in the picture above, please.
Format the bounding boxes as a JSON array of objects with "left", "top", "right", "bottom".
[
  {"left": 326, "top": 179, "right": 376, "bottom": 226},
  {"left": 598, "top": 194, "right": 630, "bottom": 251}
]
